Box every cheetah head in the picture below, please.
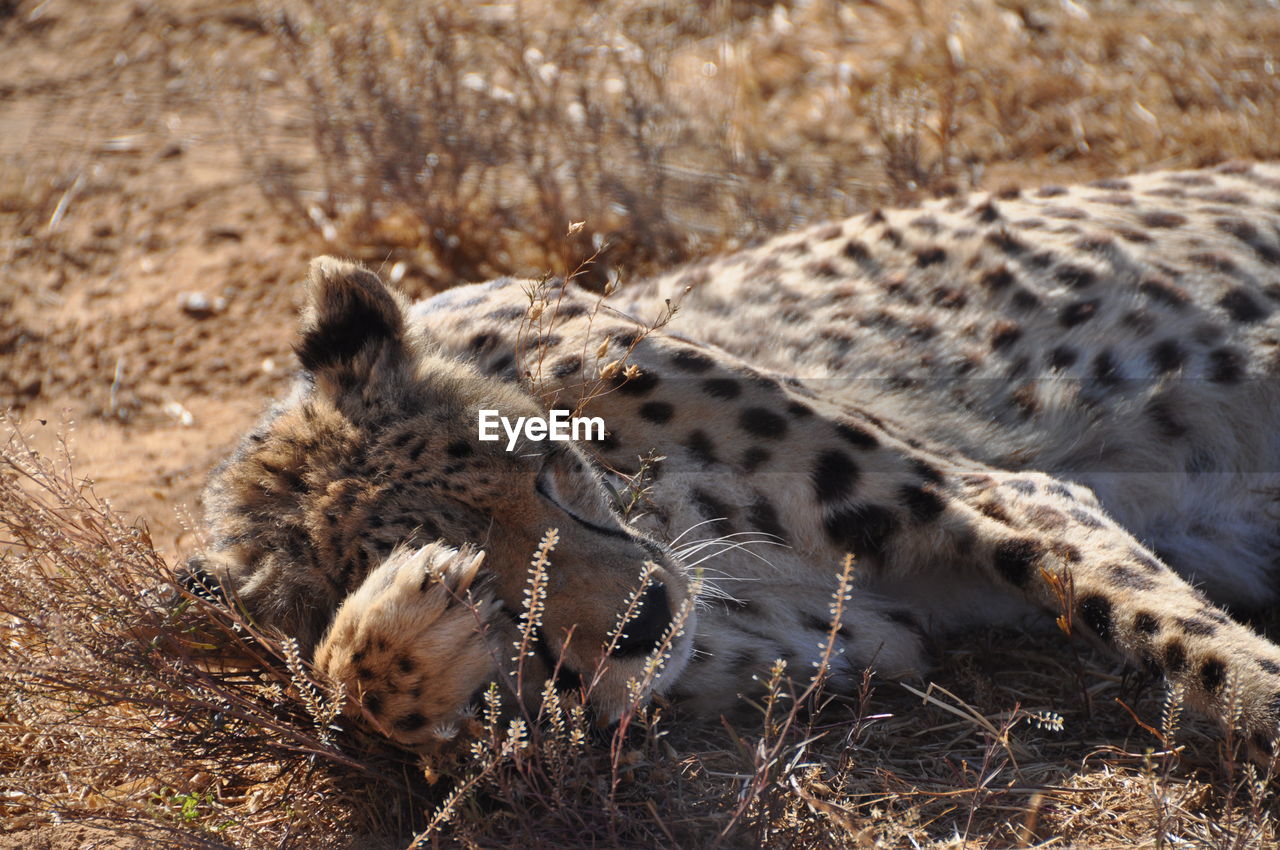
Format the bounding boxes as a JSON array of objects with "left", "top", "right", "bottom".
[{"left": 185, "top": 257, "right": 694, "bottom": 736}]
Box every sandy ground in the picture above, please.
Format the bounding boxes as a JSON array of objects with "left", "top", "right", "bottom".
[{"left": 1, "top": 0, "right": 322, "bottom": 562}]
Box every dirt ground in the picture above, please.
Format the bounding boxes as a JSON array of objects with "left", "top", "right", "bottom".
[{"left": 1, "top": 0, "right": 323, "bottom": 560}]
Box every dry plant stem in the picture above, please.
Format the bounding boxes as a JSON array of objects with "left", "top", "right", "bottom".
[
  {"left": 712, "top": 555, "right": 857, "bottom": 847},
  {"left": 513, "top": 528, "right": 557, "bottom": 706}
]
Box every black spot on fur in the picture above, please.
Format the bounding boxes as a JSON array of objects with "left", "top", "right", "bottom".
[
  {"left": 1216, "top": 217, "right": 1280, "bottom": 263},
  {"left": 1141, "top": 211, "right": 1187, "bottom": 228},
  {"left": 1007, "top": 479, "right": 1037, "bottom": 495},
  {"left": 1076, "top": 235, "right": 1116, "bottom": 254},
  {"left": 1048, "top": 346, "right": 1078, "bottom": 369},
  {"left": 740, "top": 407, "right": 788, "bottom": 439},
  {"left": 1177, "top": 617, "right": 1218, "bottom": 636},
  {"left": 977, "top": 501, "right": 1014, "bottom": 525},
  {"left": 990, "top": 321, "right": 1022, "bottom": 350},
  {"left": 1058, "top": 299, "right": 1100, "bottom": 327},
  {"left": 985, "top": 231, "right": 1027, "bottom": 256},
  {"left": 486, "top": 306, "right": 526, "bottom": 321},
  {"left": 1056, "top": 264, "right": 1097, "bottom": 289},
  {"left": 843, "top": 240, "right": 869, "bottom": 261},
  {"left": 1024, "top": 250, "right": 1053, "bottom": 269},
  {"left": 1092, "top": 350, "right": 1121, "bottom": 385},
  {"left": 1258, "top": 658, "right": 1280, "bottom": 675},
  {"left": 748, "top": 497, "right": 788, "bottom": 542},
  {"left": 552, "top": 356, "right": 582, "bottom": 378},
  {"left": 685, "top": 431, "right": 719, "bottom": 466},
  {"left": 1129, "top": 550, "right": 1163, "bottom": 574},
  {"left": 788, "top": 401, "right": 813, "bottom": 418},
  {"left": 1208, "top": 347, "right": 1245, "bottom": 384},
  {"left": 362, "top": 690, "right": 384, "bottom": 715},
  {"left": 1134, "top": 612, "right": 1160, "bottom": 635},
  {"left": 446, "top": 440, "right": 472, "bottom": 459},
  {"left": 741, "top": 446, "right": 771, "bottom": 472},
  {"left": 670, "top": 350, "right": 715, "bottom": 373},
  {"left": 930, "top": 286, "right": 968, "bottom": 309},
  {"left": 980, "top": 266, "right": 1015, "bottom": 290},
  {"left": 1138, "top": 276, "right": 1190, "bottom": 308},
  {"left": 1078, "top": 594, "right": 1115, "bottom": 643},
  {"left": 911, "top": 458, "right": 945, "bottom": 485},
  {"left": 610, "top": 329, "right": 641, "bottom": 348},
  {"left": 1192, "top": 252, "right": 1238, "bottom": 274},
  {"left": 1149, "top": 339, "right": 1185, "bottom": 373},
  {"left": 639, "top": 401, "right": 674, "bottom": 424},
  {"left": 835, "top": 422, "right": 879, "bottom": 449},
  {"left": 1200, "top": 659, "right": 1227, "bottom": 694},
  {"left": 803, "top": 612, "right": 835, "bottom": 634},
  {"left": 617, "top": 369, "right": 660, "bottom": 395},
  {"left": 703, "top": 378, "right": 742, "bottom": 399},
  {"left": 899, "top": 483, "right": 945, "bottom": 523},
  {"left": 1026, "top": 506, "right": 1067, "bottom": 530},
  {"left": 916, "top": 247, "right": 947, "bottom": 267},
  {"left": 1108, "top": 563, "right": 1156, "bottom": 591},
  {"left": 812, "top": 450, "right": 859, "bottom": 503},
  {"left": 992, "top": 538, "right": 1043, "bottom": 588},
  {"left": 807, "top": 260, "right": 841, "bottom": 279},
  {"left": 823, "top": 503, "right": 899, "bottom": 559},
  {"left": 1219, "top": 288, "right": 1269, "bottom": 323}
]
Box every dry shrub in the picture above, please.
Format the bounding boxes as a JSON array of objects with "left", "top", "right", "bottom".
[
  {"left": 0, "top": 419, "right": 434, "bottom": 847},
  {"left": 239, "top": 0, "right": 1280, "bottom": 291}
]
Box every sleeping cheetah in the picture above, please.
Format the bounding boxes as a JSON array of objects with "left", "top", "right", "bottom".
[{"left": 187, "top": 161, "right": 1280, "bottom": 755}]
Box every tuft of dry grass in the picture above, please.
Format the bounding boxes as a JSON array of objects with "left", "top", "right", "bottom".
[{"left": 238, "top": 0, "right": 1280, "bottom": 293}]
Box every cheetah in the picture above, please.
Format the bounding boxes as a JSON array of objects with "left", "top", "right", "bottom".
[{"left": 187, "top": 161, "right": 1280, "bottom": 756}]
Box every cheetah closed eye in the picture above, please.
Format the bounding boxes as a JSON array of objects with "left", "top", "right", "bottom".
[{"left": 188, "top": 161, "right": 1280, "bottom": 758}]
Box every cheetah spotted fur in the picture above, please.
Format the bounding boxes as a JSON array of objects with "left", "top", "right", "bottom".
[{"left": 189, "top": 161, "right": 1280, "bottom": 755}]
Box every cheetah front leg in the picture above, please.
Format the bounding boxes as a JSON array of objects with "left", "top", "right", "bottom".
[{"left": 904, "top": 468, "right": 1280, "bottom": 755}]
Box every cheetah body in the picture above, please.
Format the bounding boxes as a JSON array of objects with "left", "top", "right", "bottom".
[{"left": 195, "top": 162, "right": 1280, "bottom": 750}]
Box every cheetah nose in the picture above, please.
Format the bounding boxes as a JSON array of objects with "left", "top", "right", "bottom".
[{"left": 611, "top": 583, "right": 672, "bottom": 657}]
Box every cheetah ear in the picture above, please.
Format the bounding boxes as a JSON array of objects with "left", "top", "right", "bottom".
[{"left": 295, "top": 256, "right": 409, "bottom": 376}]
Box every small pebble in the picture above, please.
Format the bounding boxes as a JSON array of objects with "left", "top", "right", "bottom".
[{"left": 179, "top": 291, "right": 227, "bottom": 318}]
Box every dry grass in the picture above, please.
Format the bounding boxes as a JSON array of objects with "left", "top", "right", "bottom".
[
  {"left": 9, "top": 0, "right": 1280, "bottom": 846},
  {"left": 240, "top": 0, "right": 1280, "bottom": 293}
]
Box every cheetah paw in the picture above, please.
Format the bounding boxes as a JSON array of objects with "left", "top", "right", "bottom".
[{"left": 315, "top": 542, "right": 502, "bottom": 749}]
